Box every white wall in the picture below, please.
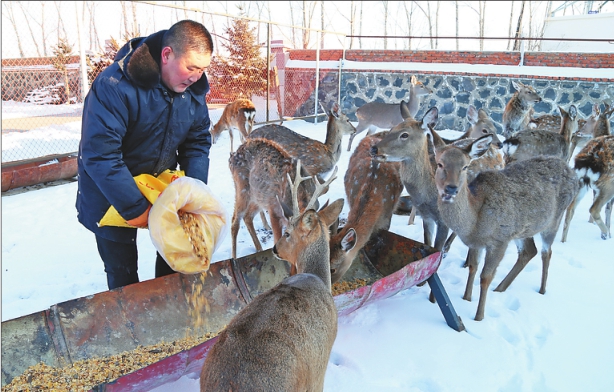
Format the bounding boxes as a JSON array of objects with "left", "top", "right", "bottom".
[{"left": 541, "top": 12, "right": 614, "bottom": 52}]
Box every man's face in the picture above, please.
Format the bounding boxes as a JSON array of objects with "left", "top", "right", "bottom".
[{"left": 160, "top": 47, "right": 211, "bottom": 93}]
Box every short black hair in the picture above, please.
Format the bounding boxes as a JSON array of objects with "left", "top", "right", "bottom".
[{"left": 163, "top": 19, "right": 213, "bottom": 57}]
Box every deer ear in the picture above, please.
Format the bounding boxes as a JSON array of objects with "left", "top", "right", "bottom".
[
  {"left": 421, "top": 107, "right": 438, "bottom": 130},
  {"left": 400, "top": 100, "right": 412, "bottom": 120},
  {"left": 467, "top": 135, "right": 492, "bottom": 159},
  {"left": 341, "top": 229, "right": 357, "bottom": 252},
  {"left": 318, "top": 198, "right": 344, "bottom": 228},
  {"left": 467, "top": 105, "right": 479, "bottom": 125},
  {"left": 511, "top": 80, "right": 520, "bottom": 91}
]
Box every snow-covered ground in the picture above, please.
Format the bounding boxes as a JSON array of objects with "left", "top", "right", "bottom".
[{"left": 2, "top": 100, "right": 613, "bottom": 391}]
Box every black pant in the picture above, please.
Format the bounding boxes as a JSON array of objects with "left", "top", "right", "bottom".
[{"left": 95, "top": 235, "right": 176, "bottom": 290}]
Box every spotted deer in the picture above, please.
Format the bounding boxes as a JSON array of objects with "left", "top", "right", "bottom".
[
  {"left": 433, "top": 135, "right": 579, "bottom": 321},
  {"left": 347, "top": 75, "right": 432, "bottom": 151},
  {"left": 569, "top": 103, "right": 613, "bottom": 160},
  {"left": 502, "top": 105, "right": 578, "bottom": 164},
  {"left": 250, "top": 102, "right": 355, "bottom": 178},
  {"left": 329, "top": 131, "right": 404, "bottom": 282},
  {"left": 502, "top": 80, "right": 542, "bottom": 138},
  {"left": 200, "top": 166, "right": 341, "bottom": 392},
  {"left": 561, "top": 135, "right": 614, "bottom": 242},
  {"left": 210, "top": 98, "right": 256, "bottom": 152},
  {"left": 228, "top": 138, "right": 316, "bottom": 262}
]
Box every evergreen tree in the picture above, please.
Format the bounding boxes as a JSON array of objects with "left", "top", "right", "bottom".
[
  {"left": 208, "top": 18, "right": 268, "bottom": 102},
  {"left": 51, "top": 38, "right": 74, "bottom": 104}
]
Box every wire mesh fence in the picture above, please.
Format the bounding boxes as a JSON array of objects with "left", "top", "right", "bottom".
[{"left": 1, "top": 1, "right": 346, "bottom": 164}]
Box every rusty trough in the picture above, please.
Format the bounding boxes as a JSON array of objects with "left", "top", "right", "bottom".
[{"left": 1, "top": 230, "right": 464, "bottom": 389}]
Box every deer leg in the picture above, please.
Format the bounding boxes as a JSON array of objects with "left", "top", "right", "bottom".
[
  {"left": 260, "top": 211, "right": 272, "bottom": 231},
  {"left": 588, "top": 190, "right": 598, "bottom": 223},
  {"left": 494, "top": 238, "right": 537, "bottom": 292},
  {"left": 408, "top": 207, "right": 417, "bottom": 225},
  {"left": 433, "top": 222, "right": 450, "bottom": 252},
  {"left": 590, "top": 189, "right": 614, "bottom": 240},
  {"left": 462, "top": 248, "right": 481, "bottom": 302},
  {"left": 422, "top": 218, "right": 435, "bottom": 248},
  {"left": 229, "top": 128, "right": 234, "bottom": 153},
  {"left": 606, "top": 198, "right": 613, "bottom": 238},
  {"left": 231, "top": 210, "right": 243, "bottom": 259},
  {"left": 561, "top": 185, "right": 585, "bottom": 243},
  {"left": 538, "top": 231, "right": 557, "bottom": 295},
  {"left": 475, "top": 244, "right": 508, "bottom": 321},
  {"left": 244, "top": 205, "right": 263, "bottom": 253}
]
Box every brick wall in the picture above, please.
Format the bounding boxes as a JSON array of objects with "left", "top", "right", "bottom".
[{"left": 288, "top": 49, "right": 614, "bottom": 69}]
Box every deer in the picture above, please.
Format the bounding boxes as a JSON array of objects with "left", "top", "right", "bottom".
[
  {"left": 228, "top": 138, "right": 316, "bottom": 263},
  {"left": 432, "top": 134, "right": 579, "bottom": 321},
  {"left": 248, "top": 102, "right": 355, "bottom": 232},
  {"left": 561, "top": 135, "right": 614, "bottom": 242},
  {"left": 200, "top": 165, "right": 342, "bottom": 392},
  {"left": 569, "top": 103, "right": 614, "bottom": 161},
  {"left": 502, "top": 80, "right": 542, "bottom": 139},
  {"left": 370, "top": 107, "right": 452, "bottom": 253},
  {"left": 402, "top": 105, "right": 505, "bottom": 226},
  {"left": 502, "top": 104, "right": 578, "bottom": 164},
  {"left": 347, "top": 75, "right": 433, "bottom": 151},
  {"left": 249, "top": 102, "right": 356, "bottom": 178},
  {"left": 210, "top": 98, "right": 256, "bottom": 152},
  {"left": 329, "top": 130, "right": 404, "bottom": 283}
]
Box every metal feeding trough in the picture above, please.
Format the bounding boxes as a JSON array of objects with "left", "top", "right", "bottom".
[{"left": 1, "top": 230, "right": 464, "bottom": 390}]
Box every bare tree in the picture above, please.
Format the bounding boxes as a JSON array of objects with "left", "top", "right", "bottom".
[
  {"left": 17, "top": 2, "right": 43, "bottom": 57},
  {"left": 513, "top": 1, "right": 526, "bottom": 51},
  {"left": 403, "top": 1, "right": 416, "bottom": 50},
  {"left": 301, "top": 1, "right": 318, "bottom": 49},
  {"left": 2, "top": 2, "right": 25, "bottom": 57},
  {"left": 359, "top": 0, "right": 363, "bottom": 49},
  {"left": 132, "top": 1, "right": 140, "bottom": 37},
  {"left": 54, "top": 2, "right": 68, "bottom": 41},
  {"left": 332, "top": 2, "right": 357, "bottom": 49},
  {"left": 466, "top": 1, "right": 486, "bottom": 50},
  {"left": 86, "top": 2, "right": 101, "bottom": 53},
  {"left": 536, "top": 1, "right": 553, "bottom": 51},
  {"left": 435, "top": 1, "right": 440, "bottom": 49},
  {"left": 51, "top": 38, "right": 74, "bottom": 104},
  {"left": 507, "top": 1, "right": 515, "bottom": 50},
  {"left": 121, "top": 1, "right": 129, "bottom": 39},
  {"left": 381, "top": 1, "right": 389, "bottom": 49},
  {"left": 413, "top": 1, "right": 434, "bottom": 49},
  {"left": 320, "top": 1, "right": 325, "bottom": 49},
  {"left": 455, "top": 1, "right": 459, "bottom": 50}
]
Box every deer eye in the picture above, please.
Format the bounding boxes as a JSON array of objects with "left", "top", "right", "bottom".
[
  {"left": 462, "top": 165, "right": 469, "bottom": 171},
  {"left": 481, "top": 129, "right": 488, "bottom": 134},
  {"left": 437, "top": 163, "right": 443, "bottom": 168},
  {"left": 400, "top": 132, "right": 409, "bottom": 139}
]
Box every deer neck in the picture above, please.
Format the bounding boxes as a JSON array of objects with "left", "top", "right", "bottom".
[
  {"left": 299, "top": 232, "right": 333, "bottom": 292},
  {"left": 324, "top": 118, "right": 344, "bottom": 161},
  {"left": 400, "top": 141, "right": 435, "bottom": 198},
  {"left": 595, "top": 118, "right": 611, "bottom": 138},
  {"left": 407, "top": 86, "right": 420, "bottom": 116},
  {"left": 438, "top": 182, "right": 481, "bottom": 243}
]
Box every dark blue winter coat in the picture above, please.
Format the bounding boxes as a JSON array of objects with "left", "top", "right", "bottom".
[{"left": 76, "top": 29, "right": 212, "bottom": 243}]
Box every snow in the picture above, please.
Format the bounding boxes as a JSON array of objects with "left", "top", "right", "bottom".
[{"left": 2, "top": 102, "right": 613, "bottom": 392}]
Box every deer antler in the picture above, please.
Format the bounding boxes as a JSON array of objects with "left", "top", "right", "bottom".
[
  {"left": 305, "top": 166, "right": 338, "bottom": 212},
  {"left": 287, "top": 159, "right": 313, "bottom": 217}
]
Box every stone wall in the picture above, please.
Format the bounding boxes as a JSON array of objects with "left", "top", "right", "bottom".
[
  {"left": 285, "top": 49, "right": 614, "bottom": 133},
  {"left": 339, "top": 72, "right": 614, "bottom": 133}
]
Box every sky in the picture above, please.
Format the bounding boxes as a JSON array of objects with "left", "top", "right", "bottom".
[
  {"left": 2, "top": 101, "right": 613, "bottom": 391},
  {"left": 3, "top": 1, "right": 614, "bottom": 59}
]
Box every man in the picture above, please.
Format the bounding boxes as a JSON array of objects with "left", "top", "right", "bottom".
[{"left": 76, "top": 20, "right": 213, "bottom": 290}]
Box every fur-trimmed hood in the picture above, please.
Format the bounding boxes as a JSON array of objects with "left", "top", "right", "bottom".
[{"left": 115, "top": 29, "right": 210, "bottom": 96}]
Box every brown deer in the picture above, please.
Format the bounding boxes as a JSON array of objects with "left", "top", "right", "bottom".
[
  {"left": 228, "top": 138, "right": 316, "bottom": 261},
  {"left": 347, "top": 75, "right": 433, "bottom": 151},
  {"left": 502, "top": 105, "right": 578, "bottom": 164},
  {"left": 561, "top": 135, "right": 614, "bottom": 242},
  {"left": 329, "top": 130, "right": 404, "bottom": 282},
  {"left": 569, "top": 103, "right": 614, "bottom": 160},
  {"left": 250, "top": 102, "right": 356, "bottom": 177},
  {"left": 502, "top": 80, "right": 542, "bottom": 138},
  {"left": 370, "top": 107, "right": 451, "bottom": 252},
  {"left": 200, "top": 166, "right": 342, "bottom": 392},
  {"left": 433, "top": 135, "right": 579, "bottom": 321},
  {"left": 210, "top": 98, "right": 256, "bottom": 152}
]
